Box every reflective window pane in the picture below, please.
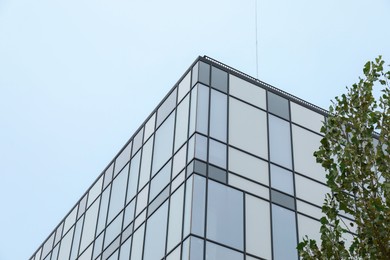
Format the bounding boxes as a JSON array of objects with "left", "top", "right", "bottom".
[
  {"left": 210, "top": 90, "right": 227, "bottom": 142},
  {"left": 58, "top": 227, "right": 74, "bottom": 260},
  {"left": 63, "top": 206, "right": 77, "bottom": 235},
  {"left": 189, "top": 86, "right": 197, "bottom": 136},
  {"left": 144, "top": 114, "right": 155, "bottom": 142},
  {"left": 119, "top": 236, "right": 132, "bottom": 260},
  {"left": 229, "top": 98, "right": 268, "bottom": 159},
  {"left": 272, "top": 204, "right": 298, "bottom": 260},
  {"left": 132, "top": 128, "right": 144, "bottom": 155},
  {"left": 138, "top": 136, "right": 154, "bottom": 189},
  {"left": 198, "top": 61, "right": 210, "bottom": 85},
  {"left": 172, "top": 144, "right": 186, "bottom": 179},
  {"left": 136, "top": 184, "right": 149, "bottom": 216},
  {"left": 211, "top": 66, "right": 228, "bottom": 93},
  {"left": 80, "top": 198, "right": 100, "bottom": 253},
  {"left": 108, "top": 165, "right": 129, "bottom": 223},
  {"left": 206, "top": 242, "right": 243, "bottom": 260},
  {"left": 150, "top": 160, "right": 171, "bottom": 201},
  {"left": 174, "top": 95, "right": 190, "bottom": 151},
  {"left": 153, "top": 112, "right": 175, "bottom": 175},
  {"left": 295, "top": 175, "right": 329, "bottom": 206},
  {"left": 207, "top": 180, "right": 244, "bottom": 250},
  {"left": 270, "top": 164, "right": 294, "bottom": 195},
  {"left": 87, "top": 175, "right": 102, "bottom": 207},
  {"left": 123, "top": 199, "right": 136, "bottom": 228},
  {"left": 167, "top": 186, "right": 184, "bottom": 252},
  {"left": 114, "top": 142, "right": 132, "bottom": 176},
  {"left": 126, "top": 151, "right": 141, "bottom": 203},
  {"left": 196, "top": 84, "right": 209, "bottom": 135},
  {"left": 194, "top": 134, "right": 207, "bottom": 161},
  {"left": 191, "top": 175, "right": 206, "bottom": 236},
  {"left": 178, "top": 71, "right": 191, "bottom": 102},
  {"left": 291, "top": 102, "right": 324, "bottom": 133},
  {"left": 268, "top": 92, "right": 290, "bottom": 120},
  {"left": 269, "top": 115, "right": 292, "bottom": 169},
  {"left": 97, "top": 185, "right": 111, "bottom": 235},
  {"left": 209, "top": 139, "right": 226, "bottom": 168},
  {"left": 157, "top": 88, "right": 177, "bottom": 127},
  {"left": 104, "top": 213, "right": 123, "bottom": 249},
  {"left": 130, "top": 225, "right": 145, "bottom": 260},
  {"left": 143, "top": 201, "right": 168, "bottom": 260},
  {"left": 70, "top": 215, "right": 84, "bottom": 260}
]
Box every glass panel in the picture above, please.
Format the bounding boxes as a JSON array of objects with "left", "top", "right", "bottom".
[
  {"left": 271, "top": 189, "right": 295, "bottom": 210},
  {"left": 104, "top": 163, "right": 114, "bottom": 189},
  {"left": 97, "top": 185, "right": 111, "bottom": 235},
  {"left": 63, "top": 206, "right": 77, "bottom": 235},
  {"left": 126, "top": 151, "right": 141, "bottom": 203},
  {"left": 205, "top": 242, "right": 243, "bottom": 260},
  {"left": 138, "top": 135, "right": 154, "bottom": 189},
  {"left": 178, "top": 71, "right": 191, "bottom": 102},
  {"left": 228, "top": 174, "right": 269, "bottom": 199},
  {"left": 295, "top": 175, "right": 329, "bottom": 206},
  {"left": 228, "top": 147, "right": 268, "bottom": 185},
  {"left": 51, "top": 244, "right": 59, "bottom": 260},
  {"left": 175, "top": 95, "right": 190, "bottom": 151},
  {"left": 182, "top": 237, "right": 190, "bottom": 260},
  {"left": 134, "top": 210, "right": 146, "bottom": 230},
  {"left": 79, "top": 198, "right": 100, "bottom": 253},
  {"left": 132, "top": 128, "right": 144, "bottom": 155},
  {"left": 296, "top": 199, "right": 322, "bottom": 220},
  {"left": 92, "top": 232, "right": 104, "bottom": 259},
  {"left": 191, "top": 62, "right": 199, "bottom": 87},
  {"left": 211, "top": 66, "right": 228, "bottom": 93},
  {"left": 77, "top": 194, "right": 87, "bottom": 219},
  {"left": 272, "top": 204, "right": 298, "bottom": 260},
  {"left": 143, "top": 201, "right": 169, "bottom": 260},
  {"left": 191, "top": 175, "right": 206, "bottom": 236},
  {"left": 298, "top": 214, "right": 321, "bottom": 243},
  {"left": 189, "top": 86, "right": 197, "bottom": 136},
  {"left": 210, "top": 90, "right": 227, "bottom": 141},
  {"left": 130, "top": 225, "right": 145, "bottom": 260},
  {"left": 267, "top": 92, "right": 290, "bottom": 120},
  {"left": 229, "top": 74, "right": 266, "bottom": 109},
  {"left": 209, "top": 139, "right": 226, "bottom": 168},
  {"left": 208, "top": 165, "right": 227, "bottom": 183},
  {"left": 270, "top": 164, "right": 294, "bottom": 195},
  {"left": 172, "top": 169, "right": 185, "bottom": 193},
  {"left": 183, "top": 177, "right": 193, "bottom": 237},
  {"left": 291, "top": 102, "right": 324, "bottom": 133},
  {"left": 104, "top": 213, "right": 123, "bottom": 248},
  {"left": 144, "top": 114, "right": 155, "bottom": 142},
  {"left": 207, "top": 180, "right": 244, "bottom": 250},
  {"left": 229, "top": 98, "right": 268, "bottom": 159},
  {"left": 172, "top": 144, "right": 187, "bottom": 179},
  {"left": 166, "top": 245, "right": 181, "bottom": 260},
  {"left": 87, "top": 175, "right": 102, "bottom": 207},
  {"left": 246, "top": 195, "right": 272, "bottom": 259},
  {"left": 42, "top": 232, "right": 55, "bottom": 259},
  {"left": 54, "top": 222, "right": 63, "bottom": 246},
  {"left": 194, "top": 134, "right": 207, "bottom": 161},
  {"left": 198, "top": 61, "right": 210, "bottom": 85},
  {"left": 78, "top": 244, "right": 92, "bottom": 260},
  {"left": 136, "top": 184, "right": 149, "bottom": 216},
  {"left": 70, "top": 215, "right": 84, "bottom": 260},
  {"left": 150, "top": 160, "right": 171, "bottom": 201},
  {"left": 148, "top": 185, "right": 169, "bottom": 217},
  {"left": 167, "top": 185, "right": 184, "bottom": 252},
  {"left": 102, "top": 236, "right": 120, "bottom": 260},
  {"left": 58, "top": 227, "right": 74, "bottom": 260},
  {"left": 269, "top": 115, "right": 292, "bottom": 169},
  {"left": 153, "top": 112, "right": 175, "bottom": 175},
  {"left": 157, "top": 88, "right": 177, "bottom": 127},
  {"left": 114, "top": 142, "right": 132, "bottom": 176},
  {"left": 123, "top": 199, "right": 136, "bottom": 228},
  {"left": 106, "top": 250, "right": 119, "bottom": 260},
  {"left": 189, "top": 236, "right": 204, "bottom": 260},
  {"left": 119, "top": 236, "right": 132, "bottom": 260},
  {"left": 292, "top": 125, "right": 326, "bottom": 183},
  {"left": 196, "top": 84, "right": 209, "bottom": 135},
  {"left": 108, "top": 164, "right": 129, "bottom": 223}
]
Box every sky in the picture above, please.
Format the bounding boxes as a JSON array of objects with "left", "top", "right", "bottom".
[{"left": 0, "top": 0, "right": 389, "bottom": 259}]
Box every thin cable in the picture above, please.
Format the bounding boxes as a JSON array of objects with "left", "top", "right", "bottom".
[{"left": 255, "top": 0, "right": 259, "bottom": 78}]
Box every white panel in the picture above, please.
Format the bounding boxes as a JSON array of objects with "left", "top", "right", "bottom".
[
  {"left": 291, "top": 102, "right": 324, "bottom": 133},
  {"left": 229, "top": 147, "right": 268, "bottom": 185},
  {"left": 246, "top": 195, "right": 272, "bottom": 259},
  {"left": 228, "top": 174, "right": 269, "bottom": 200},
  {"left": 295, "top": 175, "right": 330, "bottom": 206},
  {"left": 298, "top": 214, "right": 321, "bottom": 243},
  {"left": 296, "top": 200, "right": 322, "bottom": 220},
  {"left": 229, "top": 75, "right": 266, "bottom": 109},
  {"left": 292, "top": 125, "right": 326, "bottom": 183},
  {"left": 229, "top": 98, "right": 268, "bottom": 159}
]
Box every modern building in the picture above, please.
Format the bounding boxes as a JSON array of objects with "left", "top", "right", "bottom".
[{"left": 30, "top": 56, "right": 354, "bottom": 260}]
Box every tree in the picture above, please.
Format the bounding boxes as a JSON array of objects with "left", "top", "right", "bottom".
[{"left": 297, "top": 56, "right": 390, "bottom": 259}]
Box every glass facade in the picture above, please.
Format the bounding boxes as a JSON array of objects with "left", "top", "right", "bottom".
[{"left": 31, "top": 57, "right": 352, "bottom": 260}]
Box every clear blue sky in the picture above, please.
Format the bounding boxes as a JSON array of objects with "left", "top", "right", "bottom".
[{"left": 0, "top": 0, "right": 389, "bottom": 259}]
